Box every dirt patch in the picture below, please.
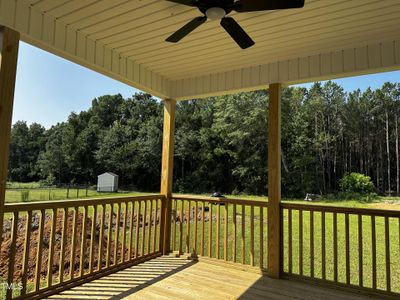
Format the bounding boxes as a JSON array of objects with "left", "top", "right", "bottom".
[
  {"left": 1, "top": 210, "right": 132, "bottom": 282},
  {"left": 369, "top": 202, "right": 400, "bottom": 210}
]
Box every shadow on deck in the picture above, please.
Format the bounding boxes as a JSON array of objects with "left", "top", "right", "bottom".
[{"left": 47, "top": 256, "right": 377, "bottom": 300}]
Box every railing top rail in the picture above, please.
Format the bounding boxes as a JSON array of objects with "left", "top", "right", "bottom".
[
  {"left": 172, "top": 194, "right": 268, "bottom": 207},
  {"left": 3, "top": 194, "right": 165, "bottom": 212},
  {"left": 281, "top": 202, "right": 400, "bottom": 217}
]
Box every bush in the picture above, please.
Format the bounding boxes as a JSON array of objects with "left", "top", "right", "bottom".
[{"left": 339, "top": 173, "right": 375, "bottom": 195}]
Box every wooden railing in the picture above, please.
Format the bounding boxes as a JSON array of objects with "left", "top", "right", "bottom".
[
  {"left": 281, "top": 203, "right": 400, "bottom": 296},
  {"left": 170, "top": 195, "right": 268, "bottom": 271},
  {"left": 0, "top": 194, "right": 164, "bottom": 300}
]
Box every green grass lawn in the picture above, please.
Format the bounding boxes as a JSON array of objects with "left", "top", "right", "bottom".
[{"left": 5, "top": 187, "right": 151, "bottom": 204}]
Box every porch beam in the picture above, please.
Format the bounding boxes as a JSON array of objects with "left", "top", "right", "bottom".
[
  {"left": 160, "top": 98, "right": 176, "bottom": 254},
  {"left": 267, "top": 83, "right": 282, "bottom": 279},
  {"left": 0, "top": 26, "right": 20, "bottom": 218}
]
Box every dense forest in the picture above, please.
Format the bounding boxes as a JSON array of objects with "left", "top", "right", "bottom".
[{"left": 7, "top": 81, "right": 400, "bottom": 197}]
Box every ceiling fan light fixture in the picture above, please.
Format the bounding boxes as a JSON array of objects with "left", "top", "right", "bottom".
[{"left": 206, "top": 7, "right": 226, "bottom": 20}]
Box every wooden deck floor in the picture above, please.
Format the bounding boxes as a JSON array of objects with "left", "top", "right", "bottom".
[{"left": 47, "top": 256, "right": 377, "bottom": 300}]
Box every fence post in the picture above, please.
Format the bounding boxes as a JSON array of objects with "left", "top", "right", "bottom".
[
  {"left": 160, "top": 99, "right": 176, "bottom": 255},
  {"left": 267, "top": 83, "right": 282, "bottom": 279}
]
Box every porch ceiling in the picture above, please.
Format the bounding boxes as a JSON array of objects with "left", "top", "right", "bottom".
[{"left": 1, "top": 0, "right": 400, "bottom": 100}]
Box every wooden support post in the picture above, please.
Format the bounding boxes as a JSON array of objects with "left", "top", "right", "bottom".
[
  {"left": 160, "top": 99, "right": 176, "bottom": 255},
  {"left": 267, "top": 83, "right": 282, "bottom": 279},
  {"left": 0, "top": 26, "right": 20, "bottom": 255}
]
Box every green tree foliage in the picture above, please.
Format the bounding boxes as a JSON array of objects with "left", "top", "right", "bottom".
[
  {"left": 339, "top": 173, "right": 375, "bottom": 194},
  {"left": 8, "top": 81, "right": 400, "bottom": 197},
  {"left": 9, "top": 121, "right": 46, "bottom": 182}
]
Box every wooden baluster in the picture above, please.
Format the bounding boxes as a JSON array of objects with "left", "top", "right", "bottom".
[
  {"left": 59, "top": 208, "right": 67, "bottom": 282},
  {"left": 332, "top": 212, "right": 338, "bottom": 282},
  {"left": 180, "top": 201, "right": 184, "bottom": 255},
  {"left": 288, "top": 209, "right": 292, "bottom": 273},
  {"left": 321, "top": 211, "right": 326, "bottom": 280},
  {"left": 216, "top": 203, "right": 220, "bottom": 259},
  {"left": 371, "top": 215, "right": 377, "bottom": 290},
  {"left": 358, "top": 214, "right": 363, "bottom": 287},
  {"left": 241, "top": 205, "right": 245, "bottom": 264},
  {"left": 259, "top": 206, "right": 264, "bottom": 268},
  {"left": 114, "top": 203, "right": 121, "bottom": 265},
  {"left": 35, "top": 209, "right": 45, "bottom": 290},
  {"left": 122, "top": 202, "right": 128, "bottom": 262},
  {"left": 194, "top": 201, "right": 198, "bottom": 256},
  {"left": 208, "top": 203, "right": 213, "bottom": 257},
  {"left": 80, "top": 206, "right": 88, "bottom": 276},
  {"left": 201, "top": 202, "right": 205, "bottom": 256},
  {"left": 128, "top": 202, "right": 135, "bottom": 259},
  {"left": 345, "top": 213, "right": 350, "bottom": 285},
  {"left": 385, "top": 216, "right": 391, "bottom": 292},
  {"left": 192, "top": 201, "right": 198, "bottom": 256},
  {"left": 153, "top": 200, "right": 158, "bottom": 253},
  {"left": 135, "top": 202, "right": 141, "bottom": 258},
  {"left": 89, "top": 205, "right": 97, "bottom": 273},
  {"left": 186, "top": 201, "right": 191, "bottom": 254},
  {"left": 299, "top": 209, "right": 303, "bottom": 276},
  {"left": 172, "top": 199, "right": 177, "bottom": 251},
  {"left": 98, "top": 204, "right": 105, "bottom": 270},
  {"left": 310, "top": 210, "right": 314, "bottom": 278},
  {"left": 47, "top": 208, "right": 57, "bottom": 287},
  {"left": 70, "top": 207, "right": 78, "bottom": 279},
  {"left": 148, "top": 200, "right": 153, "bottom": 255},
  {"left": 106, "top": 204, "right": 113, "bottom": 267},
  {"left": 224, "top": 203, "right": 228, "bottom": 261},
  {"left": 250, "top": 206, "right": 254, "bottom": 266},
  {"left": 233, "top": 204, "right": 237, "bottom": 263},
  {"left": 6, "top": 211, "right": 18, "bottom": 299},
  {"left": 21, "top": 211, "right": 32, "bottom": 296},
  {"left": 141, "top": 200, "right": 147, "bottom": 256}
]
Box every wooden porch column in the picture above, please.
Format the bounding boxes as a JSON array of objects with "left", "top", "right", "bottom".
[
  {"left": 0, "top": 26, "right": 20, "bottom": 239},
  {"left": 267, "top": 83, "right": 282, "bottom": 279},
  {"left": 160, "top": 98, "right": 176, "bottom": 255}
]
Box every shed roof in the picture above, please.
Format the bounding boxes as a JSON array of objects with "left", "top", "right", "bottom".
[
  {"left": 98, "top": 172, "right": 118, "bottom": 178},
  {"left": 1, "top": 0, "right": 399, "bottom": 100}
]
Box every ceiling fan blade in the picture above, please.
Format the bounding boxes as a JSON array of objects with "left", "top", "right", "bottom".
[
  {"left": 166, "top": 16, "right": 207, "bottom": 43},
  {"left": 165, "top": 0, "right": 197, "bottom": 7},
  {"left": 220, "top": 17, "right": 255, "bottom": 49},
  {"left": 234, "top": 0, "right": 305, "bottom": 12}
]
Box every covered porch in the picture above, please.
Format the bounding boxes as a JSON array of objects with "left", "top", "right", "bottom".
[{"left": 1, "top": 0, "right": 400, "bottom": 299}]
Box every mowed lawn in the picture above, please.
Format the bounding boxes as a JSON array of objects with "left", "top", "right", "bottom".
[{"left": 5, "top": 188, "right": 150, "bottom": 204}]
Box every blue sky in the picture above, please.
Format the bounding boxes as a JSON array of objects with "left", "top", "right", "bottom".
[{"left": 13, "top": 42, "right": 400, "bottom": 128}]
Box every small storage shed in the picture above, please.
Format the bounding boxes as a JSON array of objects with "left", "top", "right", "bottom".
[{"left": 97, "top": 172, "right": 119, "bottom": 192}]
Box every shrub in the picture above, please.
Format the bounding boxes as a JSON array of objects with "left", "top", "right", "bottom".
[{"left": 339, "top": 173, "right": 375, "bottom": 195}]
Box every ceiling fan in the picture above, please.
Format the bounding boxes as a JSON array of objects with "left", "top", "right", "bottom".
[{"left": 165, "top": 0, "right": 305, "bottom": 49}]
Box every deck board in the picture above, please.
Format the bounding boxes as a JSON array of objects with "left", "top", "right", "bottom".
[{"left": 47, "top": 256, "right": 378, "bottom": 300}]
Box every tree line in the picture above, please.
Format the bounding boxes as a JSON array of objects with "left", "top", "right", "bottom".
[{"left": 8, "top": 81, "right": 400, "bottom": 197}]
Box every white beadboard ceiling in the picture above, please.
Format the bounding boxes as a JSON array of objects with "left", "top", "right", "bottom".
[{"left": 1, "top": 0, "right": 400, "bottom": 99}]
